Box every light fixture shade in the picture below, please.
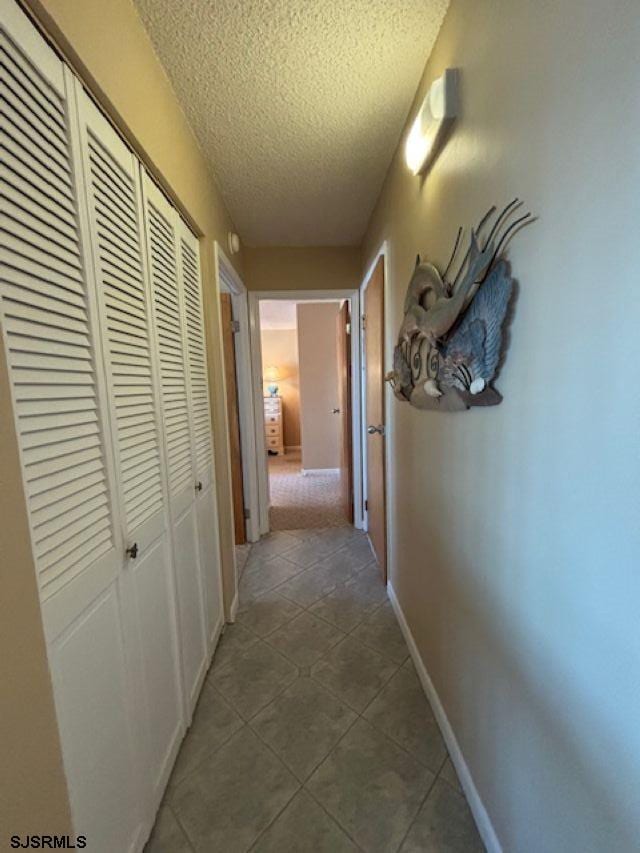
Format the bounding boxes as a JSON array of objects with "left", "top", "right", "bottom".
[
  {"left": 263, "top": 365, "right": 281, "bottom": 382},
  {"left": 228, "top": 231, "right": 241, "bottom": 254},
  {"left": 405, "top": 68, "right": 458, "bottom": 176}
]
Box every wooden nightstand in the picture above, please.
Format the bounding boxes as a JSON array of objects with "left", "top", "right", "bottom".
[{"left": 264, "top": 395, "right": 284, "bottom": 455}]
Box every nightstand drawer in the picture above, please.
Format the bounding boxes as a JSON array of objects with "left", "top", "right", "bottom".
[
  {"left": 266, "top": 425, "right": 280, "bottom": 437},
  {"left": 265, "top": 414, "right": 280, "bottom": 424},
  {"left": 266, "top": 436, "right": 281, "bottom": 449}
]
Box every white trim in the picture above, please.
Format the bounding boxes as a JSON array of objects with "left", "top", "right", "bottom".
[
  {"left": 359, "top": 241, "right": 392, "bottom": 574},
  {"left": 215, "top": 243, "right": 261, "bottom": 543},
  {"left": 285, "top": 445, "right": 301, "bottom": 452},
  {"left": 301, "top": 467, "right": 340, "bottom": 476},
  {"left": 248, "top": 289, "right": 363, "bottom": 535},
  {"left": 248, "top": 292, "right": 270, "bottom": 535},
  {"left": 387, "top": 583, "right": 503, "bottom": 853},
  {"left": 228, "top": 590, "right": 239, "bottom": 623}
]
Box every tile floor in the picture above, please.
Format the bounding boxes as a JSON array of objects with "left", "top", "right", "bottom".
[{"left": 146, "top": 526, "right": 485, "bottom": 853}]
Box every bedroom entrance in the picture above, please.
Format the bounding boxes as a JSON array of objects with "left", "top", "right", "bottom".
[{"left": 249, "top": 291, "right": 362, "bottom": 535}]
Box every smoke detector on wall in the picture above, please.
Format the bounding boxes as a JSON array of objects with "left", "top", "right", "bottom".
[{"left": 228, "top": 231, "right": 241, "bottom": 254}]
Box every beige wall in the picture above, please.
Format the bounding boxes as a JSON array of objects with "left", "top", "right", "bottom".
[
  {"left": 23, "top": 0, "right": 240, "bottom": 618},
  {"left": 297, "top": 303, "right": 341, "bottom": 470},
  {"left": 244, "top": 246, "right": 361, "bottom": 291},
  {"left": 0, "top": 353, "right": 72, "bottom": 837},
  {"left": 362, "top": 0, "right": 640, "bottom": 850},
  {"left": 260, "top": 329, "right": 301, "bottom": 447}
]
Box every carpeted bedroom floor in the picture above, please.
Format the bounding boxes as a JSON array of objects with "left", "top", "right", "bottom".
[{"left": 268, "top": 450, "right": 348, "bottom": 530}]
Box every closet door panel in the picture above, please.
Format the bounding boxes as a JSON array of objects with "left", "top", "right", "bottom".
[
  {"left": 197, "top": 482, "right": 224, "bottom": 646},
  {"left": 73, "top": 87, "right": 183, "bottom": 804},
  {"left": 0, "top": 10, "right": 120, "bottom": 625},
  {"left": 173, "top": 506, "right": 206, "bottom": 707},
  {"left": 127, "top": 535, "right": 182, "bottom": 785},
  {"left": 177, "top": 221, "right": 223, "bottom": 646},
  {"left": 178, "top": 229, "right": 212, "bottom": 479},
  {"left": 50, "top": 588, "right": 139, "bottom": 853},
  {"left": 142, "top": 173, "right": 207, "bottom": 712},
  {"left": 144, "top": 190, "right": 192, "bottom": 502},
  {"left": 0, "top": 5, "right": 140, "bottom": 850}
]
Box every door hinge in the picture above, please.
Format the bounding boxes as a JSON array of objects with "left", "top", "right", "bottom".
[
  {"left": 243, "top": 507, "right": 251, "bottom": 519},
  {"left": 345, "top": 322, "right": 351, "bottom": 335},
  {"left": 231, "top": 320, "right": 241, "bottom": 333},
  {"left": 364, "top": 499, "right": 368, "bottom": 511},
  {"left": 361, "top": 315, "right": 366, "bottom": 330}
]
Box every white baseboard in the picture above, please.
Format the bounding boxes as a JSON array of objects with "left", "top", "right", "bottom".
[
  {"left": 387, "top": 583, "right": 502, "bottom": 853},
  {"left": 228, "top": 590, "right": 239, "bottom": 623},
  {"left": 207, "top": 614, "right": 225, "bottom": 666},
  {"left": 301, "top": 467, "right": 340, "bottom": 476}
]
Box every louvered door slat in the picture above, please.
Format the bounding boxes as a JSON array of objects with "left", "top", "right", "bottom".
[
  {"left": 2, "top": 117, "right": 73, "bottom": 196},
  {"left": 144, "top": 191, "right": 193, "bottom": 501},
  {"left": 76, "top": 99, "right": 165, "bottom": 537},
  {"left": 178, "top": 227, "right": 212, "bottom": 476},
  {"left": 0, "top": 24, "right": 116, "bottom": 600},
  {"left": 0, "top": 41, "right": 66, "bottom": 126}
]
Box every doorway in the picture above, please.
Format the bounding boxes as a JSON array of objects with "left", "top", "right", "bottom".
[
  {"left": 248, "top": 290, "right": 363, "bottom": 535},
  {"left": 215, "top": 244, "right": 261, "bottom": 546}
]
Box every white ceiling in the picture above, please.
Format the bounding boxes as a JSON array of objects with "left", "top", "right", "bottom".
[{"left": 134, "top": 0, "right": 449, "bottom": 246}]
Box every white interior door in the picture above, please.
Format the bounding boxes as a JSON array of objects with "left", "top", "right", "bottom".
[
  {"left": 178, "top": 221, "right": 224, "bottom": 653},
  {"left": 0, "top": 3, "right": 142, "bottom": 849},
  {"left": 141, "top": 172, "right": 208, "bottom": 715},
  {"left": 72, "top": 84, "right": 184, "bottom": 809}
]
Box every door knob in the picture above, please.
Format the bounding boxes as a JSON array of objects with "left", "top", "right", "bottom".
[
  {"left": 126, "top": 543, "right": 139, "bottom": 560},
  {"left": 195, "top": 481, "right": 203, "bottom": 492},
  {"left": 367, "top": 424, "right": 385, "bottom": 435},
  {"left": 332, "top": 408, "right": 341, "bottom": 414}
]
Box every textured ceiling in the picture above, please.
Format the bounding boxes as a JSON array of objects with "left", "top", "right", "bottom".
[{"left": 134, "top": 0, "right": 449, "bottom": 245}]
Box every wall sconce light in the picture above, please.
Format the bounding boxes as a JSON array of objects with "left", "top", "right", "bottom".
[
  {"left": 228, "top": 231, "right": 241, "bottom": 254},
  {"left": 405, "top": 68, "right": 458, "bottom": 176},
  {"left": 263, "top": 365, "right": 280, "bottom": 397}
]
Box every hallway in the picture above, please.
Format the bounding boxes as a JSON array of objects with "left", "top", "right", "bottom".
[
  {"left": 4, "top": 0, "right": 638, "bottom": 849},
  {"left": 146, "top": 526, "right": 483, "bottom": 852}
]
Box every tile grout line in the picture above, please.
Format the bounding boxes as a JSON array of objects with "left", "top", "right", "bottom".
[
  {"left": 299, "top": 711, "right": 368, "bottom": 851},
  {"left": 393, "top": 769, "right": 441, "bottom": 853},
  {"left": 165, "top": 688, "right": 246, "bottom": 798},
  {"left": 167, "top": 800, "right": 197, "bottom": 853},
  {"left": 241, "top": 709, "right": 309, "bottom": 852}
]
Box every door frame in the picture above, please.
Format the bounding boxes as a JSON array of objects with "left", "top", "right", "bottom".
[
  {"left": 359, "top": 242, "right": 392, "bottom": 574},
  {"left": 214, "top": 243, "right": 261, "bottom": 543},
  {"left": 248, "top": 289, "right": 364, "bottom": 535}
]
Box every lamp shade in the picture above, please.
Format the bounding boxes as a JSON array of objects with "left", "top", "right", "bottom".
[{"left": 263, "top": 365, "right": 281, "bottom": 382}]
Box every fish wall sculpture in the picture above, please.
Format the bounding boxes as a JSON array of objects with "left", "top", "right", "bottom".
[{"left": 387, "top": 199, "right": 534, "bottom": 411}]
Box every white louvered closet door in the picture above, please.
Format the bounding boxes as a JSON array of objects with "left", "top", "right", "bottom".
[
  {"left": 141, "top": 172, "right": 208, "bottom": 714},
  {"left": 177, "top": 220, "right": 223, "bottom": 652},
  {"left": 73, "top": 85, "right": 184, "bottom": 810},
  {"left": 0, "top": 3, "right": 141, "bottom": 851}
]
